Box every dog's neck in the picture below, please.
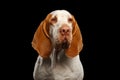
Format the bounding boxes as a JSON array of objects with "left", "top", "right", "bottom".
[{"left": 50, "top": 48, "right": 69, "bottom": 68}]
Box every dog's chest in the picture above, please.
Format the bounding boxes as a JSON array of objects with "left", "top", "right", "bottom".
[
  {"left": 52, "top": 63, "right": 78, "bottom": 80},
  {"left": 38, "top": 61, "right": 78, "bottom": 80},
  {"left": 34, "top": 55, "right": 83, "bottom": 80}
]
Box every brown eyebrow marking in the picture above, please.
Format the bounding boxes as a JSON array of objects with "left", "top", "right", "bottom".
[
  {"left": 50, "top": 16, "right": 57, "bottom": 24},
  {"left": 68, "top": 17, "right": 73, "bottom": 22}
]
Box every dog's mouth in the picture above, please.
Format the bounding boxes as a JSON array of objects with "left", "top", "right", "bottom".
[
  {"left": 55, "top": 39, "right": 70, "bottom": 50},
  {"left": 61, "top": 39, "right": 70, "bottom": 49}
]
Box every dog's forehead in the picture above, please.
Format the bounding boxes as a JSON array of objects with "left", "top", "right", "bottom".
[{"left": 50, "top": 10, "right": 72, "bottom": 18}]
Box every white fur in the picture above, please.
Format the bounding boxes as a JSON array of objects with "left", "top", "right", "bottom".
[{"left": 33, "top": 10, "right": 84, "bottom": 80}]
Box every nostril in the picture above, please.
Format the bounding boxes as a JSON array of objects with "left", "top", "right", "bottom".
[
  {"left": 67, "top": 29, "right": 70, "bottom": 32},
  {"left": 62, "top": 29, "right": 65, "bottom": 33},
  {"left": 61, "top": 29, "right": 69, "bottom": 33},
  {"left": 60, "top": 29, "right": 70, "bottom": 35},
  {"left": 60, "top": 26, "right": 71, "bottom": 35}
]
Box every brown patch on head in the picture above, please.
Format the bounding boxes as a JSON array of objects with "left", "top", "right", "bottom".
[
  {"left": 68, "top": 17, "right": 73, "bottom": 23},
  {"left": 49, "top": 16, "right": 57, "bottom": 25}
]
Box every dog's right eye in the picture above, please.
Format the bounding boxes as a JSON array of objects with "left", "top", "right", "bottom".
[{"left": 50, "top": 16, "right": 57, "bottom": 24}]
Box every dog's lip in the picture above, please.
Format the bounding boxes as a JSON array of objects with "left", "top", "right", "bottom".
[
  {"left": 61, "top": 40, "right": 70, "bottom": 49},
  {"left": 55, "top": 40, "right": 70, "bottom": 50},
  {"left": 63, "top": 38, "right": 67, "bottom": 43}
]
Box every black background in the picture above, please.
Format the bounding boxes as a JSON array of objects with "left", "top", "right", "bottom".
[{"left": 1, "top": 0, "right": 99, "bottom": 80}]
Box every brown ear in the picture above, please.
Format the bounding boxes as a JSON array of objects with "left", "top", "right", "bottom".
[
  {"left": 65, "top": 16, "right": 83, "bottom": 58},
  {"left": 31, "top": 14, "right": 52, "bottom": 58}
]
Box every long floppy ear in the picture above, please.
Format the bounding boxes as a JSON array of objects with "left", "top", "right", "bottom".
[
  {"left": 65, "top": 15, "right": 83, "bottom": 58},
  {"left": 31, "top": 14, "right": 52, "bottom": 58}
]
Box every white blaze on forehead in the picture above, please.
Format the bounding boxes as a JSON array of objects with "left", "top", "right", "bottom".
[
  {"left": 50, "top": 10, "right": 72, "bottom": 16},
  {"left": 50, "top": 10, "right": 72, "bottom": 21}
]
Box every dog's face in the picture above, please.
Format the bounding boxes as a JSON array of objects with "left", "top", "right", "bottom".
[
  {"left": 49, "top": 10, "right": 73, "bottom": 49},
  {"left": 32, "top": 10, "right": 83, "bottom": 58}
]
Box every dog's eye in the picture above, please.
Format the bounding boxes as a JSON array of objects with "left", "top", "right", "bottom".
[
  {"left": 68, "top": 18, "right": 73, "bottom": 22},
  {"left": 50, "top": 16, "right": 57, "bottom": 23}
]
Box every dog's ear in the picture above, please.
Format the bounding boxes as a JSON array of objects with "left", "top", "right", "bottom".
[
  {"left": 65, "top": 15, "right": 83, "bottom": 58},
  {"left": 32, "top": 14, "right": 52, "bottom": 58}
]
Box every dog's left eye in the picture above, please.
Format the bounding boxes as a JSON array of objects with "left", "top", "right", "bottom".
[{"left": 68, "top": 18, "right": 73, "bottom": 22}]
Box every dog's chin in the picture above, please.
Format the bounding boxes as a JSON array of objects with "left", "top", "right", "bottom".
[
  {"left": 61, "top": 40, "right": 70, "bottom": 49},
  {"left": 55, "top": 40, "right": 70, "bottom": 50}
]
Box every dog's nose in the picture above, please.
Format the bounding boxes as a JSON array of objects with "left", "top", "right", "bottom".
[{"left": 60, "top": 25, "right": 71, "bottom": 36}]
